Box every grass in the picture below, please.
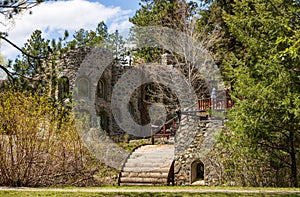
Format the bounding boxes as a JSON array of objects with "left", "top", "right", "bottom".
[
  {"left": 0, "top": 186, "right": 299, "bottom": 197},
  {"left": 45, "top": 185, "right": 300, "bottom": 191},
  {"left": 0, "top": 191, "right": 299, "bottom": 197}
]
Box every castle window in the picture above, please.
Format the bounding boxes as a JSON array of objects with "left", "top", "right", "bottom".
[
  {"left": 58, "top": 77, "right": 69, "bottom": 100},
  {"left": 97, "top": 78, "right": 107, "bottom": 100},
  {"left": 77, "top": 78, "right": 89, "bottom": 98}
]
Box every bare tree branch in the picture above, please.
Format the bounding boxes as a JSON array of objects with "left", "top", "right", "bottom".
[{"left": 0, "top": 35, "right": 47, "bottom": 60}]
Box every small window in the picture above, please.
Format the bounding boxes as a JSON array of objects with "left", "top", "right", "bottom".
[
  {"left": 97, "top": 78, "right": 107, "bottom": 100},
  {"left": 77, "top": 78, "right": 89, "bottom": 98}
]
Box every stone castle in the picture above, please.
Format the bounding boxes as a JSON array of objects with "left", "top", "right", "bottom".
[{"left": 57, "top": 46, "right": 226, "bottom": 186}]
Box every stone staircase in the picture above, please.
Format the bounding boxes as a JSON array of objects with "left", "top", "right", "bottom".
[{"left": 119, "top": 144, "right": 175, "bottom": 186}]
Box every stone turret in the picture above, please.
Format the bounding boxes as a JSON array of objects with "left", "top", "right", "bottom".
[{"left": 57, "top": 47, "right": 143, "bottom": 141}]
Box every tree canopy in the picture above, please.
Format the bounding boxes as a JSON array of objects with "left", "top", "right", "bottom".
[{"left": 219, "top": 0, "right": 300, "bottom": 187}]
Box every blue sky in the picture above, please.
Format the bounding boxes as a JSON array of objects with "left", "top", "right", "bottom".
[
  {"left": 95, "top": 0, "right": 140, "bottom": 11},
  {"left": 0, "top": 0, "right": 142, "bottom": 61}
]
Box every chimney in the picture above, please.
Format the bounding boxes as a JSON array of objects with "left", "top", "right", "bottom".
[{"left": 161, "top": 53, "right": 173, "bottom": 65}]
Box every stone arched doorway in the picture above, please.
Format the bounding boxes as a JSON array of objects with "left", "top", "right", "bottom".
[{"left": 191, "top": 160, "right": 204, "bottom": 184}]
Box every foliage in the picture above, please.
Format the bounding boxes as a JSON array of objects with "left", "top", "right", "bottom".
[
  {"left": 130, "top": 0, "right": 198, "bottom": 30},
  {"left": 0, "top": 20, "right": 128, "bottom": 186},
  {"left": 130, "top": 0, "right": 200, "bottom": 63},
  {"left": 218, "top": 0, "right": 300, "bottom": 187},
  {"left": 195, "top": 0, "right": 238, "bottom": 79},
  {"left": 68, "top": 22, "right": 126, "bottom": 62},
  {"left": 68, "top": 21, "right": 108, "bottom": 49},
  {"left": 0, "top": 90, "right": 105, "bottom": 187},
  {"left": 12, "top": 30, "right": 52, "bottom": 92},
  {"left": 0, "top": 0, "right": 43, "bottom": 19}
]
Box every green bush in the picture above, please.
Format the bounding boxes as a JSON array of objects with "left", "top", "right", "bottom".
[{"left": 0, "top": 90, "right": 109, "bottom": 187}]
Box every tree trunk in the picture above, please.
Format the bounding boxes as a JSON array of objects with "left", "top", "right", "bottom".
[{"left": 289, "top": 130, "right": 298, "bottom": 187}]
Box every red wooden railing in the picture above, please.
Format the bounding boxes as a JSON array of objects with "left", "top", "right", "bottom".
[
  {"left": 153, "top": 119, "right": 176, "bottom": 139},
  {"left": 153, "top": 97, "right": 234, "bottom": 139},
  {"left": 198, "top": 97, "right": 234, "bottom": 111}
]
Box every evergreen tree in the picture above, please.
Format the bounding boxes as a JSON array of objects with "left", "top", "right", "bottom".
[
  {"left": 12, "top": 30, "right": 52, "bottom": 92},
  {"left": 68, "top": 21, "right": 108, "bottom": 48},
  {"left": 219, "top": 0, "right": 300, "bottom": 187}
]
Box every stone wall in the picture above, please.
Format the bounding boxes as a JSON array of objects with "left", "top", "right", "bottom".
[
  {"left": 174, "top": 117, "right": 224, "bottom": 186},
  {"left": 59, "top": 48, "right": 225, "bottom": 185},
  {"left": 59, "top": 47, "right": 143, "bottom": 140}
]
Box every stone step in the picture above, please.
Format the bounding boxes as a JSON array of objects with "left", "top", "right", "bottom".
[
  {"left": 121, "top": 171, "right": 169, "bottom": 178},
  {"left": 132, "top": 149, "right": 174, "bottom": 153},
  {"left": 120, "top": 177, "right": 167, "bottom": 183},
  {"left": 136, "top": 145, "right": 174, "bottom": 150},
  {"left": 119, "top": 182, "right": 158, "bottom": 186},
  {"left": 131, "top": 150, "right": 174, "bottom": 155},
  {"left": 127, "top": 156, "right": 173, "bottom": 161},
  {"left": 119, "top": 144, "right": 175, "bottom": 186},
  {"left": 128, "top": 156, "right": 173, "bottom": 161},
  {"left": 130, "top": 152, "right": 173, "bottom": 157},
  {"left": 130, "top": 154, "right": 173, "bottom": 158},
  {"left": 125, "top": 162, "right": 171, "bottom": 168},
  {"left": 122, "top": 166, "right": 171, "bottom": 173},
  {"left": 125, "top": 158, "right": 172, "bottom": 163}
]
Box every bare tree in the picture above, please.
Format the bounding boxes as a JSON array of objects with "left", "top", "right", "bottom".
[
  {"left": 0, "top": 0, "right": 42, "bottom": 20},
  {"left": 130, "top": 0, "right": 223, "bottom": 120},
  {"left": 132, "top": 22, "right": 222, "bottom": 121},
  {"left": 0, "top": 0, "right": 46, "bottom": 82}
]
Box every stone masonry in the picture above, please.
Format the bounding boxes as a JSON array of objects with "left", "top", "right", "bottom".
[
  {"left": 58, "top": 47, "right": 224, "bottom": 186},
  {"left": 174, "top": 116, "right": 224, "bottom": 186},
  {"left": 58, "top": 47, "right": 144, "bottom": 141}
]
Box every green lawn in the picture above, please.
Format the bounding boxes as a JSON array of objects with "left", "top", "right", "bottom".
[
  {"left": 0, "top": 186, "right": 299, "bottom": 197},
  {"left": 0, "top": 191, "right": 299, "bottom": 197}
]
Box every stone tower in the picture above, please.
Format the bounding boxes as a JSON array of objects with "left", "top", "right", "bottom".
[{"left": 57, "top": 47, "right": 144, "bottom": 141}]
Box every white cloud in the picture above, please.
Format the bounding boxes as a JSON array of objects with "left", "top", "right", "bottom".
[{"left": 0, "top": 0, "right": 134, "bottom": 60}]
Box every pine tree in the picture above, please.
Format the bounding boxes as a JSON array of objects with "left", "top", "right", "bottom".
[{"left": 220, "top": 0, "right": 300, "bottom": 187}]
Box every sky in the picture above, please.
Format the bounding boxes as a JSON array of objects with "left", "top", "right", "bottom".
[{"left": 0, "top": 0, "right": 141, "bottom": 61}]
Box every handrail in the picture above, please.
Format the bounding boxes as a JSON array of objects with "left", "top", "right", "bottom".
[
  {"left": 153, "top": 97, "right": 234, "bottom": 139},
  {"left": 153, "top": 101, "right": 198, "bottom": 138}
]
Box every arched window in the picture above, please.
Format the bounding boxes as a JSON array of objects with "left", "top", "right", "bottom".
[
  {"left": 58, "top": 77, "right": 69, "bottom": 100},
  {"left": 77, "top": 78, "right": 89, "bottom": 98},
  {"left": 97, "top": 78, "right": 107, "bottom": 100},
  {"left": 191, "top": 160, "right": 204, "bottom": 183}
]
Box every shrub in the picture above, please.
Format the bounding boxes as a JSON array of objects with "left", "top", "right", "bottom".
[{"left": 0, "top": 90, "right": 107, "bottom": 186}]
